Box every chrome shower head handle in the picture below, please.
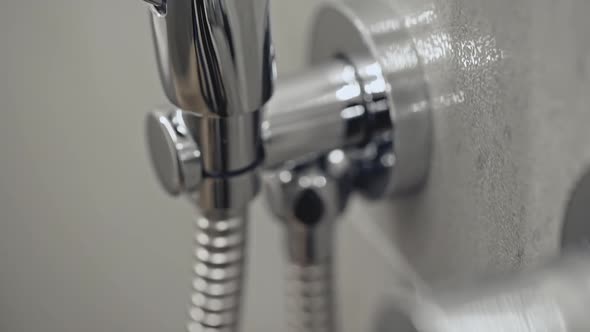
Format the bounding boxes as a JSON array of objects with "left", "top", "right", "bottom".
[
  {"left": 143, "top": 2, "right": 276, "bottom": 332},
  {"left": 148, "top": 0, "right": 275, "bottom": 116}
]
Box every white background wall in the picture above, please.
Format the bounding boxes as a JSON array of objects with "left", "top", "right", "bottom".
[{"left": 2, "top": 0, "right": 590, "bottom": 332}]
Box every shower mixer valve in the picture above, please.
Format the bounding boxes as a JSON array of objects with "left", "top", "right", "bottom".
[{"left": 141, "top": 0, "right": 431, "bottom": 331}]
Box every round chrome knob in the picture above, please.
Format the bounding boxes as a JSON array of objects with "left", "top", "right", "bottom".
[{"left": 146, "top": 108, "right": 202, "bottom": 196}]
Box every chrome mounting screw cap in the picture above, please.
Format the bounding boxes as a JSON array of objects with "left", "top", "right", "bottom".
[{"left": 146, "top": 108, "right": 202, "bottom": 196}]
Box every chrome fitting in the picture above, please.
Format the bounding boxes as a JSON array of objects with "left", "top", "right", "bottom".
[
  {"left": 146, "top": 107, "right": 201, "bottom": 196},
  {"left": 147, "top": 0, "right": 275, "bottom": 205},
  {"left": 264, "top": 157, "right": 352, "bottom": 332},
  {"left": 264, "top": 0, "right": 432, "bottom": 198},
  {"left": 144, "top": 0, "right": 432, "bottom": 224},
  {"left": 265, "top": 157, "right": 352, "bottom": 260},
  {"left": 309, "top": 0, "right": 432, "bottom": 197},
  {"left": 142, "top": 0, "right": 275, "bottom": 331},
  {"left": 261, "top": 2, "right": 432, "bottom": 331},
  {"left": 142, "top": 1, "right": 432, "bottom": 332}
]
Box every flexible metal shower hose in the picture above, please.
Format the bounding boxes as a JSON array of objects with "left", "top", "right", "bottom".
[
  {"left": 285, "top": 258, "right": 335, "bottom": 332},
  {"left": 187, "top": 212, "right": 247, "bottom": 332}
]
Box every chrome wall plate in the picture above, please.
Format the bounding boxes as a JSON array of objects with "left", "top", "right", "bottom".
[{"left": 310, "top": 0, "right": 432, "bottom": 197}]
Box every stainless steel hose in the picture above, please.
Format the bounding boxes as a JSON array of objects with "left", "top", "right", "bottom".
[
  {"left": 188, "top": 211, "right": 248, "bottom": 332},
  {"left": 265, "top": 163, "right": 348, "bottom": 332},
  {"left": 285, "top": 260, "right": 335, "bottom": 332}
]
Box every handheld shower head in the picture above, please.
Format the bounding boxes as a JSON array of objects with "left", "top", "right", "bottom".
[{"left": 148, "top": 0, "right": 275, "bottom": 117}]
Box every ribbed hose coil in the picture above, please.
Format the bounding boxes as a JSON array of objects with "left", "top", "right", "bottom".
[
  {"left": 187, "top": 212, "right": 247, "bottom": 332},
  {"left": 285, "top": 259, "right": 335, "bottom": 332}
]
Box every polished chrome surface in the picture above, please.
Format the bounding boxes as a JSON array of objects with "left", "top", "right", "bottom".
[
  {"left": 146, "top": 108, "right": 202, "bottom": 196},
  {"left": 265, "top": 158, "right": 351, "bottom": 332},
  {"left": 264, "top": 61, "right": 366, "bottom": 168},
  {"left": 182, "top": 111, "right": 263, "bottom": 174},
  {"left": 144, "top": 1, "right": 276, "bottom": 332},
  {"left": 144, "top": 1, "right": 433, "bottom": 332},
  {"left": 285, "top": 263, "right": 334, "bottom": 332},
  {"left": 188, "top": 209, "right": 248, "bottom": 332},
  {"left": 198, "top": 172, "right": 260, "bottom": 211},
  {"left": 266, "top": 166, "right": 345, "bottom": 265},
  {"left": 310, "top": 0, "right": 432, "bottom": 196},
  {"left": 149, "top": 0, "right": 274, "bottom": 116},
  {"left": 406, "top": 252, "right": 590, "bottom": 332},
  {"left": 145, "top": 109, "right": 253, "bottom": 332}
]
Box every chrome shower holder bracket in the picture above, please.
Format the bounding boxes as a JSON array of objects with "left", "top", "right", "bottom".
[
  {"left": 308, "top": 0, "right": 432, "bottom": 199},
  {"left": 147, "top": 0, "right": 432, "bottom": 201},
  {"left": 142, "top": 1, "right": 431, "bottom": 332}
]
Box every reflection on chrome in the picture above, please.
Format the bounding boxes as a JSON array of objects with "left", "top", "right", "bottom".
[
  {"left": 368, "top": 6, "right": 435, "bottom": 35},
  {"left": 341, "top": 105, "right": 365, "bottom": 121},
  {"left": 358, "top": 62, "right": 388, "bottom": 95},
  {"left": 336, "top": 84, "right": 362, "bottom": 101},
  {"left": 415, "top": 32, "right": 452, "bottom": 65},
  {"left": 382, "top": 43, "right": 421, "bottom": 72}
]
